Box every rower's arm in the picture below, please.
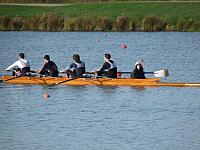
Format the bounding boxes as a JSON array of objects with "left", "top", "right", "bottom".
[
  {"left": 5, "top": 61, "right": 19, "bottom": 71},
  {"left": 66, "top": 63, "right": 77, "bottom": 71},
  {"left": 96, "top": 62, "right": 109, "bottom": 75},
  {"left": 38, "top": 63, "right": 47, "bottom": 74}
]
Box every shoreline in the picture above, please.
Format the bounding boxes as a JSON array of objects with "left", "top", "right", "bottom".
[{"left": 0, "top": 2, "right": 199, "bottom": 32}]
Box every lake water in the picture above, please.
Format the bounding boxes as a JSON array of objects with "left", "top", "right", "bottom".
[{"left": 0, "top": 32, "right": 200, "bottom": 150}]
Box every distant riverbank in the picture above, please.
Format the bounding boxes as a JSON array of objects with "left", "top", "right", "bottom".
[{"left": 0, "top": 2, "right": 200, "bottom": 31}]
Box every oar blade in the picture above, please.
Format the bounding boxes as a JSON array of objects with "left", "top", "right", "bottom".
[{"left": 154, "top": 69, "right": 169, "bottom": 77}]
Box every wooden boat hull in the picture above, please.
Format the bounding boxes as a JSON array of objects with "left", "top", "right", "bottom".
[{"left": 1, "top": 76, "right": 200, "bottom": 87}]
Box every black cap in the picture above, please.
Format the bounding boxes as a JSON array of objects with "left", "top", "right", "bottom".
[
  {"left": 105, "top": 53, "right": 111, "bottom": 59},
  {"left": 73, "top": 54, "right": 80, "bottom": 61},
  {"left": 19, "top": 53, "right": 25, "bottom": 59},
  {"left": 44, "top": 55, "right": 50, "bottom": 61}
]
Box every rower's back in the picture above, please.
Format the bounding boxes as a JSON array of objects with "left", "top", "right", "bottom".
[
  {"left": 106, "top": 60, "right": 117, "bottom": 78},
  {"left": 19, "top": 58, "right": 30, "bottom": 75},
  {"left": 73, "top": 61, "right": 85, "bottom": 77}
]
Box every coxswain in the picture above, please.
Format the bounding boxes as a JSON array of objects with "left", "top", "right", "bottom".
[
  {"left": 5, "top": 53, "right": 30, "bottom": 76},
  {"left": 96, "top": 53, "right": 117, "bottom": 78},
  {"left": 130, "top": 62, "right": 146, "bottom": 79},
  {"left": 64, "top": 54, "right": 85, "bottom": 78},
  {"left": 37, "top": 55, "right": 59, "bottom": 77}
]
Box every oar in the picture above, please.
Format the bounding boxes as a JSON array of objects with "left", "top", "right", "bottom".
[
  {"left": 0, "top": 75, "right": 24, "bottom": 83},
  {"left": 119, "top": 69, "right": 169, "bottom": 78},
  {"left": 150, "top": 69, "right": 169, "bottom": 77},
  {"left": 0, "top": 70, "right": 41, "bottom": 83},
  {"left": 48, "top": 77, "right": 78, "bottom": 87},
  {"left": 48, "top": 71, "right": 97, "bottom": 86}
]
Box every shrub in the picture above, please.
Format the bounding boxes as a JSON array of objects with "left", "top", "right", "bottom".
[
  {"left": 187, "top": 19, "right": 200, "bottom": 32},
  {"left": 143, "top": 16, "right": 167, "bottom": 32},
  {"left": 64, "top": 17, "right": 76, "bottom": 31},
  {"left": 129, "top": 19, "right": 137, "bottom": 31},
  {"left": 0, "top": 16, "right": 11, "bottom": 31},
  {"left": 35, "top": 13, "right": 64, "bottom": 31},
  {"left": 74, "top": 17, "right": 96, "bottom": 31},
  {"left": 11, "top": 16, "right": 24, "bottom": 31},
  {"left": 46, "top": 14, "right": 64, "bottom": 31},
  {"left": 96, "top": 17, "right": 113, "bottom": 31},
  {"left": 30, "top": 17, "right": 40, "bottom": 31},
  {"left": 114, "top": 16, "right": 129, "bottom": 32},
  {"left": 166, "top": 24, "right": 176, "bottom": 31},
  {"left": 177, "top": 19, "right": 189, "bottom": 31},
  {"left": 74, "top": 17, "right": 85, "bottom": 31}
]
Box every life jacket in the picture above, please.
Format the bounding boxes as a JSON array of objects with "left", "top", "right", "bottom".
[
  {"left": 104, "top": 60, "right": 117, "bottom": 78},
  {"left": 73, "top": 61, "right": 85, "bottom": 69},
  {"left": 73, "top": 61, "right": 85, "bottom": 77},
  {"left": 104, "top": 60, "right": 117, "bottom": 72}
]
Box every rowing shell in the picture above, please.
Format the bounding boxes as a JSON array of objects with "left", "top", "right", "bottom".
[{"left": 1, "top": 76, "right": 200, "bottom": 87}]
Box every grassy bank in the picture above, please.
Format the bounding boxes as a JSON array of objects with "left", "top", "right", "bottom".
[
  {"left": 1, "top": 0, "right": 200, "bottom": 3},
  {"left": 0, "top": 2, "right": 200, "bottom": 31}
]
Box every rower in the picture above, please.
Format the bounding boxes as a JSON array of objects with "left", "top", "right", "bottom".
[
  {"left": 37, "top": 55, "right": 59, "bottom": 77},
  {"left": 130, "top": 62, "right": 146, "bottom": 79},
  {"left": 96, "top": 53, "right": 117, "bottom": 78},
  {"left": 5, "top": 53, "right": 30, "bottom": 76},
  {"left": 64, "top": 54, "right": 85, "bottom": 78}
]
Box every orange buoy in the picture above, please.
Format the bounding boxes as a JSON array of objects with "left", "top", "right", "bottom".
[
  {"left": 121, "top": 44, "right": 127, "bottom": 49},
  {"left": 43, "top": 93, "right": 50, "bottom": 98}
]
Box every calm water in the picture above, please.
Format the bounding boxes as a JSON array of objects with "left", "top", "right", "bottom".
[{"left": 0, "top": 32, "right": 200, "bottom": 150}]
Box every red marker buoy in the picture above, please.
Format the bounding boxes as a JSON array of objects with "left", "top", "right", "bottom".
[
  {"left": 43, "top": 93, "right": 50, "bottom": 99},
  {"left": 121, "top": 44, "right": 127, "bottom": 49}
]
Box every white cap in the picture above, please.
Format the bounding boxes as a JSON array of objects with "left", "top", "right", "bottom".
[{"left": 135, "top": 62, "right": 140, "bottom": 66}]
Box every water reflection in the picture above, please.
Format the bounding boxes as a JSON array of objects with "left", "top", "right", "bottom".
[{"left": 96, "top": 86, "right": 119, "bottom": 95}]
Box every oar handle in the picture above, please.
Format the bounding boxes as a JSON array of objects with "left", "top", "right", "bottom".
[
  {"left": 30, "top": 70, "right": 37, "bottom": 73},
  {"left": 144, "top": 72, "right": 154, "bottom": 74},
  {"left": 85, "top": 72, "right": 95, "bottom": 74},
  {"left": 119, "top": 70, "right": 168, "bottom": 78},
  {"left": 119, "top": 71, "right": 154, "bottom": 74},
  {"left": 118, "top": 72, "right": 131, "bottom": 74}
]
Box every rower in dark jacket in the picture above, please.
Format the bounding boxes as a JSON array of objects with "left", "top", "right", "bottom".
[
  {"left": 130, "top": 62, "right": 146, "bottom": 79},
  {"left": 96, "top": 53, "right": 117, "bottom": 78},
  {"left": 38, "top": 55, "right": 59, "bottom": 77},
  {"left": 65, "top": 54, "right": 85, "bottom": 78}
]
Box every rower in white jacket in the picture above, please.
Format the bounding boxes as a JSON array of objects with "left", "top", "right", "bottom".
[{"left": 5, "top": 53, "right": 30, "bottom": 76}]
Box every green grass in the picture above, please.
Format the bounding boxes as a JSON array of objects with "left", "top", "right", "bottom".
[
  {"left": 0, "top": 2, "right": 200, "bottom": 25},
  {"left": 0, "top": 0, "right": 200, "bottom": 3}
]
